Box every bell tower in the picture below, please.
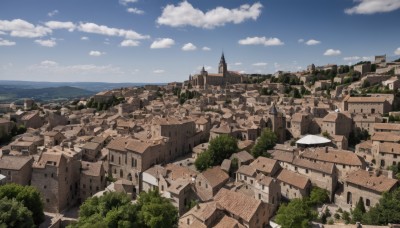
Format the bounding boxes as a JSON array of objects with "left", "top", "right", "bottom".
[{"left": 218, "top": 52, "right": 227, "bottom": 76}]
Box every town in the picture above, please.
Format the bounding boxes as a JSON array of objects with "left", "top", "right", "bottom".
[{"left": 1, "top": 53, "right": 400, "bottom": 227}]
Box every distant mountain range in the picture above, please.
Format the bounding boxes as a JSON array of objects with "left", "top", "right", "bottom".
[
  {"left": 0, "top": 85, "right": 94, "bottom": 102},
  {"left": 0, "top": 80, "right": 165, "bottom": 92}
]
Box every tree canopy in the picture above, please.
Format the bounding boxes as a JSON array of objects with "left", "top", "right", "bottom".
[
  {"left": 275, "top": 198, "right": 315, "bottom": 228},
  {"left": 0, "top": 184, "right": 44, "bottom": 226},
  {"left": 195, "top": 134, "right": 238, "bottom": 171},
  {"left": 309, "top": 187, "right": 330, "bottom": 206},
  {"left": 70, "top": 190, "right": 178, "bottom": 228},
  {"left": 361, "top": 187, "right": 400, "bottom": 225},
  {"left": 0, "top": 197, "right": 35, "bottom": 228},
  {"left": 251, "top": 128, "right": 277, "bottom": 158}
]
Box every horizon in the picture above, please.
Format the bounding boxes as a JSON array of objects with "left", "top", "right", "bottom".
[{"left": 1, "top": 0, "right": 400, "bottom": 83}]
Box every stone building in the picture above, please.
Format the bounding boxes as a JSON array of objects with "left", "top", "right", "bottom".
[
  {"left": 31, "top": 147, "right": 81, "bottom": 212},
  {"left": 343, "top": 96, "right": 392, "bottom": 115},
  {"left": 188, "top": 53, "right": 243, "bottom": 89},
  {"left": 290, "top": 113, "right": 312, "bottom": 138},
  {"left": 321, "top": 112, "right": 352, "bottom": 137},
  {"left": 0, "top": 156, "right": 33, "bottom": 186},
  {"left": 195, "top": 166, "right": 229, "bottom": 201},
  {"left": 300, "top": 147, "right": 365, "bottom": 181},
  {"left": 354, "top": 63, "right": 371, "bottom": 76},
  {"left": 338, "top": 170, "right": 397, "bottom": 210},
  {"left": 80, "top": 161, "right": 106, "bottom": 202},
  {"left": 277, "top": 169, "right": 311, "bottom": 200}
]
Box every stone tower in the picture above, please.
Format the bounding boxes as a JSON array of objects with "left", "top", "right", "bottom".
[
  {"left": 218, "top": 52, "right": 227, "bottom": 76},
  {"left": 269, "top": 102, "right": 286, "bottom": 143}
]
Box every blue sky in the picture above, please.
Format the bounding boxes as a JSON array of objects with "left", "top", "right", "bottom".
[{"left": 0, "top": 0, "right": 400, "bottom": 83}]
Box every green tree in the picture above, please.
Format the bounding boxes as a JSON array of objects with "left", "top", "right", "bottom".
[
  {"left": 275, "top": 199, "right": 315, "bottom": 228},
  {"left": 70, "top": 192, "right": 138, "bottom": 228},
  {"left": 194, "top": 134, "right": 238, "bottom": 171},
  {"left": 309, "top": 187, "right": 330, "bottom": 206},
  {"left": 136, "top": 190, "right": 178, "bottom": 228},
  {"left": 251, "top": 128, "right": 277, "bottom": 158},
  {"left": 0, "top": 197, "right": 34, "bottom": 228},
  {"left": 195, "top": 151, "right": 212, "bottom": 172},
  {"left": 351, "top": 200, "right": 366, "bottom": 224},
  {"left": 0, "top": 184, "right": 44, "bottom": 226},
  {"left": 362, "top": 187, "right": 400, "bottom": 225}
]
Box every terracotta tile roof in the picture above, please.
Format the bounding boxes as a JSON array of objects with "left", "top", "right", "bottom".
[
  {"left": 293, "top": 158, "right": 334, "bottom": 174},
  {"left": 230, "top": 151, "right": 254, "bottom": 163},
  {"left": 220, "top": 159, "right": 231, "bottom": 172},
  {"left": 249, "top": 157, "right": 279, "bottom": 175},
  {"left": 270, "top": 151, "right": 294, "bottom": 163},
  {"left": 202, "top": 166, "right": 229, "bottom": 188},
  {"left": 21, "top": 111, "right": 38, "bottom": 121},
  {"left": 214, "top": 188, "right": 261, "bottom": 223},
  {"left": 379, "top": 142, "right": 400, "bottom": 154},
  {"left": 106, "top": 138, "right": 130, "bottom": 152},
  {"left": 43, "top": 131, "right": 61, "bottom": 137},
  {"left": 277, "top": 169, "right": 310, "bottom": 190},
  {"left": 256, "top": 173, "right": 274, "bottom": 186},
  {"left": 182, "top": 202, "right": 220, "bottom": 226},
  {"left": 82, "top": 142, "right": 101, "bottom": 151},
  {"left": 126, "top": 140, "right": 159, "bottom": 154},
  {"left": 213, "top": 215, "right": 245, "bottom": 228},
  {"left": 346, "top": 170, "right": 398, "bottom": 193},
  {"left": 237, "top": 165, "right": 257, "bottom": 177},
  {"left": 165, "top": 163, "right": 197, "bottom": 181},
  {"left": 301, "top": 147, "right": 363, "bottom": 166},
  {"left": 0, "top": 156, "right": 32, "bottom": 170},
  {"left": 81, "top": 161, "right": 103, "bottom": 176},
  {"left": 195, "top": 117, "right": 209, "bottom": 125},
  {"left": 371, "top": 132, "right": 400, "bottom": 142},
  {"left": 323, "top": 112, "right": 347, "bottom": 122},
  {"left": 346, "top": 96, "right": 387, "bottom": 103},
  {"left": 374, "top": 123, "right": 400, "bottom": 131},
  {"left": 357, "top": 140, "right": 372, "bottom": 149},
  {"left": 33, "top": 152, "right": 65, "bottom": 168}
]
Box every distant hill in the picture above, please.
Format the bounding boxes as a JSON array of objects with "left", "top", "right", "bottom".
[
  {"left": 0, "top": 85, "right": 94, "bottom": 102},
  {"left": 0, "top": 80, "right": 165, "bottom": 92}
]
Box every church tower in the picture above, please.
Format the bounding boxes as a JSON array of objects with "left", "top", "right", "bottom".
[{"left": 218, "top": 52, "right": 227, "bottom": 76}]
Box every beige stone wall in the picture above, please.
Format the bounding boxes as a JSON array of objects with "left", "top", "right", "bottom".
[
  {"left": 280, "top": 181, "right": 309, "bottom": 200},
  {"left": 347, "top": 102, "right": 391, "bottom": 115}
]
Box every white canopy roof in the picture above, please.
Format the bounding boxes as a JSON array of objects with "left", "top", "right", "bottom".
[{"left": 296, "top": 134, "right": 331, "bottom": 145}]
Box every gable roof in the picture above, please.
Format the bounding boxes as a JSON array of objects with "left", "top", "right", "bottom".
[
  {"left": 346, "top": 170, "right": 398, "bottom": 193},
  {"left": 201, "top": 166, "right": 229, "bottom": 188},
  {"left": 277, "top": 169, "right": 310, "bottom": 190},
  {"left": 215, "top": 188, "right": 262, "bottom": 223}
]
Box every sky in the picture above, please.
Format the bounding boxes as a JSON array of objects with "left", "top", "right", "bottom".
[{"left": 0, "top": 0, "right": 400, "bottom": 83}]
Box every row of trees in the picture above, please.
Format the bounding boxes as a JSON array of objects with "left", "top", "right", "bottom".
[
  {"left": 69, "top": 190, "right": 178, "bottom": 228},
  {"left": 0, "top": 124, "right": 27, "bottom": 145},
  {"left": 86, "top": 96, "right": 124, "bottom": 111}
]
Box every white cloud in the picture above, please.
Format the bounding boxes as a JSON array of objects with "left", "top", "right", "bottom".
[
  {"left": 81, "top": 36, "right": 89, "bottom": 40},
  {"left": 345, "top": 0, "right": 400, "bottom": 14},
  {"left": 343, "top": 56, "right": 372, "bottom": 61},
  {"left": 153, "top": 69, "right": 165, "bottom": 74},
  {"left": 120, "top": 39, "right": 140, "bottom": 47},
  {"left": 157, "top": 2, "right": 262, "bottom": 29},
  {"left": 238, "top": 36, "right": 284, "bottom": 46},
  {"left": 182, "top": 43, "right": 197, "bottom": 51},
  {"left": 150, "top": 38, "right": 175, "bottom": 49},
  {"left": 202, "top": 46, "right": 211, "bottom": 51},
  {"left": 127, "top": 8, "right": 144, "bottom": 15},
  {"left": 89, "top": 51, "right": 105, "bottom": 56},
  {"left": 305, "top": 39, "right": 321, "bottom": 45},
  {"left": 119, "top": 0, "right": 138, "bottom": 5},
  {"left": 0, "top": 38, "right": 16, "bottom": 46},
  {"left": 45, "top": 21, "right": 75, "bottom": 31},
  {"left": 233, "top": 62, "right": 242, "bottom": 66},
  {"left": 31, "top": 61, "right": 122, "bottom": 75},
  {"left": 298, "top": 39, "right": 304, "bottom": 43},
  {"left": 48, "top": 10, "right": 59, "bottom": 17},
  {"left": 78, "top": 22, "right": 149, "bottom": 40},
  {"left": 252, "top": 62, "right": 268, "bottom": 66},
  {"left": 35, "top": 39, "right": 56, "bottom": 47},
  {"left": 40, "top": 60, "right": 58, "bottom": 67},
  {"left": 324, "top": 49, "right": 341, "bottom": 56},
  {"left": 0, "top": 19, "right": 52, "bottom": 38},
  {"left": 395, "top": 47, "right": 400, "bottom": 55}
]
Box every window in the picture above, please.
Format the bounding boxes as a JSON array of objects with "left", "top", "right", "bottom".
[
  {"left": 371, "top": 108, "right": 375, "bottom": 114},
  {"left": 366, "top": 199, "right": 370, "bottom": 207},
  {"left": 198, "top": 181, "right": 201, "bottom": 186},
  {"left": 83, "top": 184, "right": 86, "bottom": 189},
  {"left": 111, "top": 155, "right": 114, "bottom": 162},
  {"left": 44, "top": 173, "right": 47, "bottom": 178},
  {"left": 46, "top": 199, "right": 50, "bottom": 203},
  {"left": 305, "top": 169, "right": 309, "bottom": 174},
  {"left": 44, "top": 185, "right": 47, "bottom": 189},
  {"left": 206, "top": 183, "right": 208, "bottom": 188},
  {"left": 258, "top": 194, "right": 261, "bottom": 199},
  {"left": 120, "top": 170, "right": 123, "bottom": 178},
  {"left": 119, "top": 157, "right": 121, "bottom": 165}
]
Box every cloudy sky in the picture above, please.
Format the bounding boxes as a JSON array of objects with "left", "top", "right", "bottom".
[{"left": 0, "top": 0, "right": 400, "bottom": 83}]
